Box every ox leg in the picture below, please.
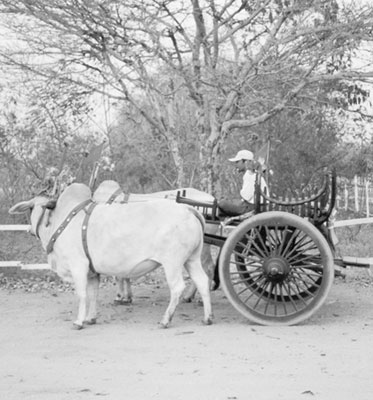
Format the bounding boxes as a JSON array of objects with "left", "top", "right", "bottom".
[
  {"left": 182, "top": 284, "right": 197, "bottom": 303},
  {"left": 184, "top": 259, "right": 213, "bottom": 326},
  {"left": 85, "top": 273, "right": 100, "bottom": 325},
  {"left": 71, "top": 272, "right": 89, "bottom": 330},
  {"left": 160, "top": 266, "right": 186, "bottom": 328},
  {"left": 183, "top": 244, "right": 215, "bottom": 303},
  {"left": 114, "top": 278, "right": 133, "bottom": 305}
]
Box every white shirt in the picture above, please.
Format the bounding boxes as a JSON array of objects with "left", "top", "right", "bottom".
[{"left": 240, "top": 170, "right": 268, "bottom": 203}]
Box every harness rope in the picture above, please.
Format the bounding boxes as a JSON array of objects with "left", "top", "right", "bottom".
[
  {"left": 106, "top": 188, "right": 129, "bottom": 204},
  {"left": 81, "top": 202, "right": 98, "bottom": 274},
  {"left": 45, "top": 199, "right": 98, "bottom": 275},
  {"left": 44, "top": 188, "right": 129, "bottom": 275}
]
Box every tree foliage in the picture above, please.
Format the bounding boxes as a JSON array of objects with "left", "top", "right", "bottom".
[{"left": 0, "top": 0, "right": 373, "bottom": 196}]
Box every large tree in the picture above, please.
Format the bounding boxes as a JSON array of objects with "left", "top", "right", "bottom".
[{"left": 1, "top": 0, "right": 373, "bottom": 193}]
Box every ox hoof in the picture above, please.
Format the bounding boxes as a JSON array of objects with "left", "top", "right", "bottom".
[
  {"left": 85, "top": 318, "right": 97, "bottom": 325},
  {"left": 72, "top": 323, "right": 84, "bottom": 330},
  {"left": 182, "top": 297, "right": 193, "bottom": 304},
  {"left": 203, "top": 317, "right": 213, "bottom": 326},
  {"left": 158, "top": 322, "right": 170, "bottom": 329},
  {"left": 114, "top": 298, "right": 133, "bottom": 306}
]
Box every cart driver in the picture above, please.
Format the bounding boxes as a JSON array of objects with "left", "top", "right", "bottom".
[{"left": 218, "top": 149, "right": 268, "bottom": 217}]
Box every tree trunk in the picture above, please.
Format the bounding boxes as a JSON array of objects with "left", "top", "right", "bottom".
[
  {"left": 165, "top": 97, "right": 186, "bottom": 187},
  {"left": 198, "top": 95, "right": 224, "bottom": 195},
  {"left": 167, "top": 129, "right": 185, "bottom": 187}
]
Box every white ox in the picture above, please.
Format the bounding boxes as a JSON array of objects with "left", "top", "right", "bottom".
[
  {"left": 93, "top": 180, "right": 218, "bottom": 305},
  {"left": 9, "top": 183, "right": 213, "bottom": 329}
]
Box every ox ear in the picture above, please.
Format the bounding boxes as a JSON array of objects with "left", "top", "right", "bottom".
[
  {"left": 9, "top": 200, "right": 34, "bottom": 215},
  {"left": 45, "top": 199, "right": 57, "bottom": 210}
]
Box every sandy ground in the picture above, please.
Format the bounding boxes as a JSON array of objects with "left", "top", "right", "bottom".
[{"left": 1, "top": 271, "right": 373, "bottom": 400}]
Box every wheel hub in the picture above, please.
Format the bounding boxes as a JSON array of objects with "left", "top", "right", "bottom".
[{"left": 262, "top": 256, "right": 290, "bottom": 282}]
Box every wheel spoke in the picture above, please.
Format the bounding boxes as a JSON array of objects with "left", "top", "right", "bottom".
[
  {"left": 230, "top": 255, "right": 259, "bottom": 268},
  {"left": 235, "top": 284, "right": 252, "bottom": 296},
  {"left": 232, "top": 273, "right": 262, "bottom": 287},
  {"left": 291, "top": 268, "right": 317, "bottom": 286},
  {"left": 278, "top": 284, "right": 288, "bottom": 314},
  {"left": 282, "top": 282, "right": 299, "bottom": 311},
  {"left": 252, "top": 227, "right": 272, "bottom": 257},
  {"left": 251, "top": 280, "right": 271, "bottom": 309},
  {"left": 263, "top": 282, "right": 275, "bottom": 315},
  {"left": 229, "top": 268, "right": 262, "bottom": 276},
  {"left": 279, "top": 226, "right": 299, "bottom": 257},
  {"left": 290, "top": 272, "right": 318, "bottom": 298},
  {"left": 295, "top": 269, "right": 323, "bottom": 279},
  {"left": 233, "top": 241, "right": 262, "bottom": 261},
  {"left": 293, "top": 271, "right": 322, "bottom": 290},
  {"left": 281, "top": 232, "right": 307, "bottom": 261},
  {"left": 263, "top": 226, "right": 284, "bottom": 256},
  {"left": 286, "top": 279, "right": 309, "bottom": 304},
  {"left": 276, "top": 226, "right": 294, "bottom": 255},
  {"left": 288, "top": 252, "right": 320, "bottom": 266},
  {"left": 241, "top": 230, "right": 269, "bottom": 259}
]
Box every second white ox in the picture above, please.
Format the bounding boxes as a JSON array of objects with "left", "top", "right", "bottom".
[{"left": 9, "top": 183, "right": 213, "bottom": 329}]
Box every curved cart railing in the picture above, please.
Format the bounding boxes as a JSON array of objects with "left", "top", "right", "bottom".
[{"left": 255, "top": 169, "right": 337, "bottom": 227}]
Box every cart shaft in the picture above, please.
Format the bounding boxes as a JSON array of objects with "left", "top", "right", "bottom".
[{"left": 335, "top": 256, "right": 373, "bottom": 269}]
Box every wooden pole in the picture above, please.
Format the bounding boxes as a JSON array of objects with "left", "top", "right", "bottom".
[
  {"left": 354, "top": 175, "right": 359, "bottom": 212},
  {"left": 366, "top": 179, "right": 370, "bottom": 217},
  {"left": 334, "top": 217, "right": 373, "bottom": 227},
  {"left": 344, "top": 182, "right": 348, "bottom": 211}
]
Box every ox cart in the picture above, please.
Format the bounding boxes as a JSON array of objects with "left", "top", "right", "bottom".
[
  {"left": 175, "top": 170, "right": 347, "bottom": 326},
  {"left": 30, "top": 146, "right": 365, "bottom": 327}
]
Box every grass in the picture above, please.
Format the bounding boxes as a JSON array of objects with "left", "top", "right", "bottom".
[
  {"left": 0, "top": 231, "right": 46, "bottom": 264},
  {"left": 334, "top": 208, "right": 373, "bottom": 259},
  {"left": 335, "top": 224, "right": 373, "bottom": 259}
]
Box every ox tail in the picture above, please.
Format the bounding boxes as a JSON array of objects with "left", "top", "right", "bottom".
[
  {"left": 185, "top": 206, "right": 223, "bottom": 290},
  {"left": 186, "top": 206, "right": 206, "bottom": 234},
  {"left": 212, "top": 253, "right": 221, "bottom": 291},
  {"left": 187, "top": 206, "right": 221, "bottom": 290}
]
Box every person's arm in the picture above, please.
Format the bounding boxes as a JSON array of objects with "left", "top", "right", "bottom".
[{"left": 240, "top": 172, "right": 256, "bottom": 202}]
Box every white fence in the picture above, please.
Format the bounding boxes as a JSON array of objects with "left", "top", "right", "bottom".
[
  {"left": 0, "top": 225, "right": 49, "bottom": 270},
  {"left": 337, "top": 176, "right": 373, "bottom": 217}
]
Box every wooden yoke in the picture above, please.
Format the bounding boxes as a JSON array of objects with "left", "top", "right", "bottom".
[{"left": 176, "top": 190, "right": 219, "bottom": 221}]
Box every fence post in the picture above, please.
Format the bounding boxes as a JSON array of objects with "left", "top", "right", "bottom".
[
  {"left": 354, "top": 175, "right": 359, "bottom": 212},
  {"left": 366, "top": 180, "right": 370, "bottom": 218},
  {"left": 344, "top": 182, "right": 348, "bottom": 211}
]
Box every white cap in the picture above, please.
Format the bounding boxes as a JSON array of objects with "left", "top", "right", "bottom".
[{"left": 228, "top": 149, "right": 254, "bottom": 162}]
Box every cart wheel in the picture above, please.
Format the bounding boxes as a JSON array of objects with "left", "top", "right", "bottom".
[{"left": 219, "top": 211, "right": 334, "bottom": 326}]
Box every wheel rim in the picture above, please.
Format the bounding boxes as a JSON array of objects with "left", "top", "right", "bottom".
[{"left": 219, "top": 212, "right": 334, "bottom": 325}]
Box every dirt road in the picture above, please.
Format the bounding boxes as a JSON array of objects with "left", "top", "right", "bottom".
[{"left": 1, "top": 271, "right": 373, "bottom": 400}]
